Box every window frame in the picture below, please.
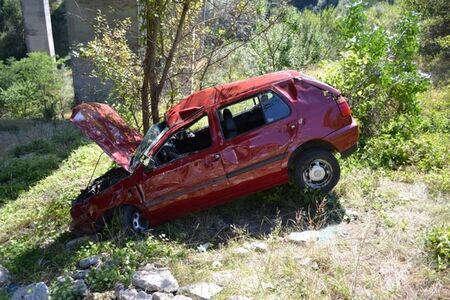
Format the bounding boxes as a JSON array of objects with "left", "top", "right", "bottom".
[
  {"left": 216, "top": 89, "right": 292, "bottom": 141},
  {"left": 152, "top": 113, "right": 213, "bottom": 168}
]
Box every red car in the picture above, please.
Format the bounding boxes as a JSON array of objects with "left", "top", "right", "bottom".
[{"left": 70, "top": 70, "right": 358, "bottom": 234}]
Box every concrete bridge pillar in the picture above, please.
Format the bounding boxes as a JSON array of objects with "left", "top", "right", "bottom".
[{"left": 20, "top": 0, "right": 55, "bottom": 56}]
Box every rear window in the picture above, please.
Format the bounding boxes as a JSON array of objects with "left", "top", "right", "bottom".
[{"left": 218, "top": 90, "right": 290, "bottom": 139}]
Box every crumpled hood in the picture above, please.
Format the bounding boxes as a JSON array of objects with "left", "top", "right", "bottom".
[{"left": 71, "top": 103, "right": 143, "bottom": 172}]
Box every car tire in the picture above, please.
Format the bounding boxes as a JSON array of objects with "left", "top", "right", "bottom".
[
  {"left": 292, "top": 148, "right": 340, "bottom": 193},
  {"left": 119, "top": 206, "right": 149, "bottom": 234}
]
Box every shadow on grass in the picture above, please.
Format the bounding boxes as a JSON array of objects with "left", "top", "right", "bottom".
[
  {"left": 0, "top": 119, "right": 87, "bottom": 208},
  {"left": 155, "top": 184, "right": 347, "bottom": 246}
]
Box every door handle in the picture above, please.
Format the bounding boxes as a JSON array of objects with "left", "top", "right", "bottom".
[
  {"left": 212, "top": 153, "right": 221, "bottom": 161},
  {"left": 288, "top": 123, "right": 297, "bottom": 130}
]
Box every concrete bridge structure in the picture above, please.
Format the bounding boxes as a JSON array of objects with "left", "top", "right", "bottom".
[{"left": 20, "top": 0, "right": 138, "bottom": 104}]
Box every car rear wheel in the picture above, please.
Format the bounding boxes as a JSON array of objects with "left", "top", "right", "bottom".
[
  {"left": 120, "top": 206, "right": 149, "bottom": 234},
  {"left": 292, "top": 149, "right": 340, "bottom": 193}
]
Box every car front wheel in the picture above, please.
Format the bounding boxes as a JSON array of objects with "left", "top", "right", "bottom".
[
  {"left": 292, "top": 149, "right": 340, "bottom": 193},
  {"left": 120, "top": 206, "right": 149, "bottom": 234}
]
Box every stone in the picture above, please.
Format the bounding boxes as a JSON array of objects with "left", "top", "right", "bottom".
[
  {"left": 72, "top": 269, "right": 91, "bottom": 280},
  {"left": 249, "top": 242, "right": 268, "bottom": 252},
  {"left": 181, "top": 282, "right": 222, "bottom": 300},
  {"left": 232, "top": 247, "right": 250, "bottom": 255},
  {"left": 0, "top": 265, "right": 10, "bottom": 286},
  {"left": 228, "top": 296, "right": 251, "bottom": 300},
  {"left": 211, "top": 271, "right": 233, "bottom": 285},
  {"left": 79, "top": 255, "right": 101, "bottom": 269},
  {"left": 65, "top": 235, "right": 94, "bottom": 250},
  {"left": 73, "top": 279, "right": 88, "bottom": 297},
  {"left": 197, "top": 243, "right": 210, "bottom": 253},
  {"left": 287, "top": 231, "right": 319, "bottom": 244},
  {"left": 152, "top": 292, "right": 174, "bottom": 300},
  {"left": 118, "top": 288, "right": 152, "bottom": 300},
  {"left": 297, "top": 257, "right": 319, "bottom": 270},
  {"left": 173, "top": 296, "right": 192, "bottom": 300},
  {"left": 132, "top": 265, "right": 179, "bottom": 293},
  {"left": 317, "top": 226, "right": 346, "bottom": 243},
  {"left": 12, "top": 282, "right": 49, "bottom": 300}
]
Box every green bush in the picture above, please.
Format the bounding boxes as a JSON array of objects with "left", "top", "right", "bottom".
[
  {"left": 322, "top": 1, "right": 429, "bottom": 140},
  {"left": 425, "top": 226, "right": 450, "bottom": 270},
  {"left": 0, "top": 53, "right": 65, "bottom": 119}
]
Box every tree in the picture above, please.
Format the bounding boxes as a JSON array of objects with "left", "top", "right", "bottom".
[{"left": 0, "top": 0, "right": 26, "bottom": 60}]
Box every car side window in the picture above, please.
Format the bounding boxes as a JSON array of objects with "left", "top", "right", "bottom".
[
  {"left": 260, "top": 91, "right": 290, "bottom": 123},
  {"left": 154, "top": 115, "right": 211, "bottom": 166},
  {"left": 218, "top": 90, "right": 290, "bottom": 139}
]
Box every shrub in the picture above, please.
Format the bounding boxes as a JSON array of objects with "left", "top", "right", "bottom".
[
  {"left": 425, "top": 226, "right": 450, "bottom": 270},
  {"left": 0, "top": 53, "right": 65, "bottom": 119},
  {"left": 322, "top": 1, "right": 429, "bottom": 140}
]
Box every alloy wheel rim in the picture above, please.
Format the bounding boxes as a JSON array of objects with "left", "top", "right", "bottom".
[
  {"left": 302, "top": 159, "right": 333, "bottom": 189},
  {"left": 131, "top": 211, "right": 148, "bottom": 232}
]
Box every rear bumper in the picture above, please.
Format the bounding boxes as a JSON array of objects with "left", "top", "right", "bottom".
[
  {"left": 323, "top": 118, "right": 359, "bottom": 157},
  {"left": 340, "top": 143, "right": 358, "bottom": 158}
]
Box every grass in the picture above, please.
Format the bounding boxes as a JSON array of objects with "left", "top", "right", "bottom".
[{"left": 0, "top": 86, "right": 449, "bottom": 299}]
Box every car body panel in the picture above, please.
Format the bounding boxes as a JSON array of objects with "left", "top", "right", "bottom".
[
  {"left": 71, "top": 102, "right": 143, "bottom": 172},
  {"left": 70, "top": 70, "right": 359, "bottom": 234}
]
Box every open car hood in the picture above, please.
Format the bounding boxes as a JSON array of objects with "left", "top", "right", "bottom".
[{"left": 71, "top": 103, "right": 143, "bottom": 172}]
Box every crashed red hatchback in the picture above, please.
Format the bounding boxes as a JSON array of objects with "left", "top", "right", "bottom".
[{"left": 70, "top": 70, "right": 358, "bottom": 234}]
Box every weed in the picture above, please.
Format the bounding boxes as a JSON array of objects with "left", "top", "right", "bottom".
[{"left": 425, "top": 226, "right": 450, "bottom": 270}]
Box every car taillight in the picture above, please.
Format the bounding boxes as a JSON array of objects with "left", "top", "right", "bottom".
[{"left": 336, "top": 96, "right": 351, "bottom": 117}]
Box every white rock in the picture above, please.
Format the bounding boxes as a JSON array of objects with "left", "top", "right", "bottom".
[
  {"left": 0, "top": 264, "right": 9, "bottom": 286},
  {"left": 250, "top": 242, "right": 268, "bottom": 252},
  {"left": 118, "top": 288, "right": 152, "bottom": 300},
  {"left": 12, "top": 282, "right": 49, "bottom": 300},
  {"left": 197, "top": 243, "right": 210, "bottom": 253},
  {"left": 132, "top": 265, "right": 179, "bottom": 293},
  {"left": 173, "top": 296, "right": 193, "bottom": 300},
  {"left": 297, "top": 257, "right": 319, "bottom": 270},
  {"left": 211, "top": 270, "right": 233, "bottom": 285},
  {"left": 287, "top": 231, "right": 319, "bottom": 244},
  {"left": 152, "top": 292, "right": 174, "bottom": 300},
  {"left": 79, "top": 255, "right": 101, "bottom": 269},
  {"left": 232, "top": 247, "right": 250, "bottom": 255},
  {"left": 181, "top": 282, "right": 222, "bottom": 300}
]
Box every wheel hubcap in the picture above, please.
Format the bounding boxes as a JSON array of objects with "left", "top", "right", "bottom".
[
  {"left": 302, "top": 159, "right": 333, "bottom": 189},
  {"left": 131, "top": 211, "right": 148, "bottom": 232}
]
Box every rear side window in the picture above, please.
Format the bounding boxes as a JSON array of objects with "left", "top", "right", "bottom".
[{"left": 218, "top": 90, "right": 290, "bottom": 139}]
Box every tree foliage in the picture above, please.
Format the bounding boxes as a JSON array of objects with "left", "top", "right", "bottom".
[
  {"left": 80, "top": 16, "right": 142, "bottom": 128},
  {"left": 0, "top": 0, "right": 26, "bottom": 60},
  {"left": 0, "top": 53, "right": 65, "bottom": 119},
  {"left": 323, "top": 1, "right": 429, "bottom": 139},
  {"left": 405, "top": 0, "right": 450, "bottom": 84}
]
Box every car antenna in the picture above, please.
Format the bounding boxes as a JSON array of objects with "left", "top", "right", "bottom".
[{"left": 86, "top": 152, "right": 104, "bottom": 188}]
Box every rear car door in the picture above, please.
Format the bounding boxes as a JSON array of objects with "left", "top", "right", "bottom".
[{"left": 218, "top": 89, "right": 298, "bottom": 185}]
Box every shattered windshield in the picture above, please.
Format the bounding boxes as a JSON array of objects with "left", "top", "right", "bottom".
[{"left": 130, "top": 121, "right": 168, "bottom": 170}]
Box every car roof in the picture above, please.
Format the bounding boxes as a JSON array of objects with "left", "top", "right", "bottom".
[{"left": 166, "top": 70, "right": 300, "bottom": 126}]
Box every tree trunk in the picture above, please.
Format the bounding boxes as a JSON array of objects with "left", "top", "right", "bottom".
[{"left": 140, "top": 66, "right": 150, "bottom": 133}]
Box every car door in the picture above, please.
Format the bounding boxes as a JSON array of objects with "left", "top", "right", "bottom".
[
  {"left": 218, "top": 89, "right": 298, "bottom": 186},
  {"left": 141, "top": 113, "right": 228, "bottom": 223}
]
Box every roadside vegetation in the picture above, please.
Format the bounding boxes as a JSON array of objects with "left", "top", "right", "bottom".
[{"left": 0, "top": 0, "right": 448, "bottom": 299}]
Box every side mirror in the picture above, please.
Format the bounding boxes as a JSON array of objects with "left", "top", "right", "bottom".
[{"left": 143, "top": 157, "right": 156, "bottom": 173}]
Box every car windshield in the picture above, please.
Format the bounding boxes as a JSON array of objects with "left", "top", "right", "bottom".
[{"left": 130, "top": 121, "right": 168, "bottom": 170}]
